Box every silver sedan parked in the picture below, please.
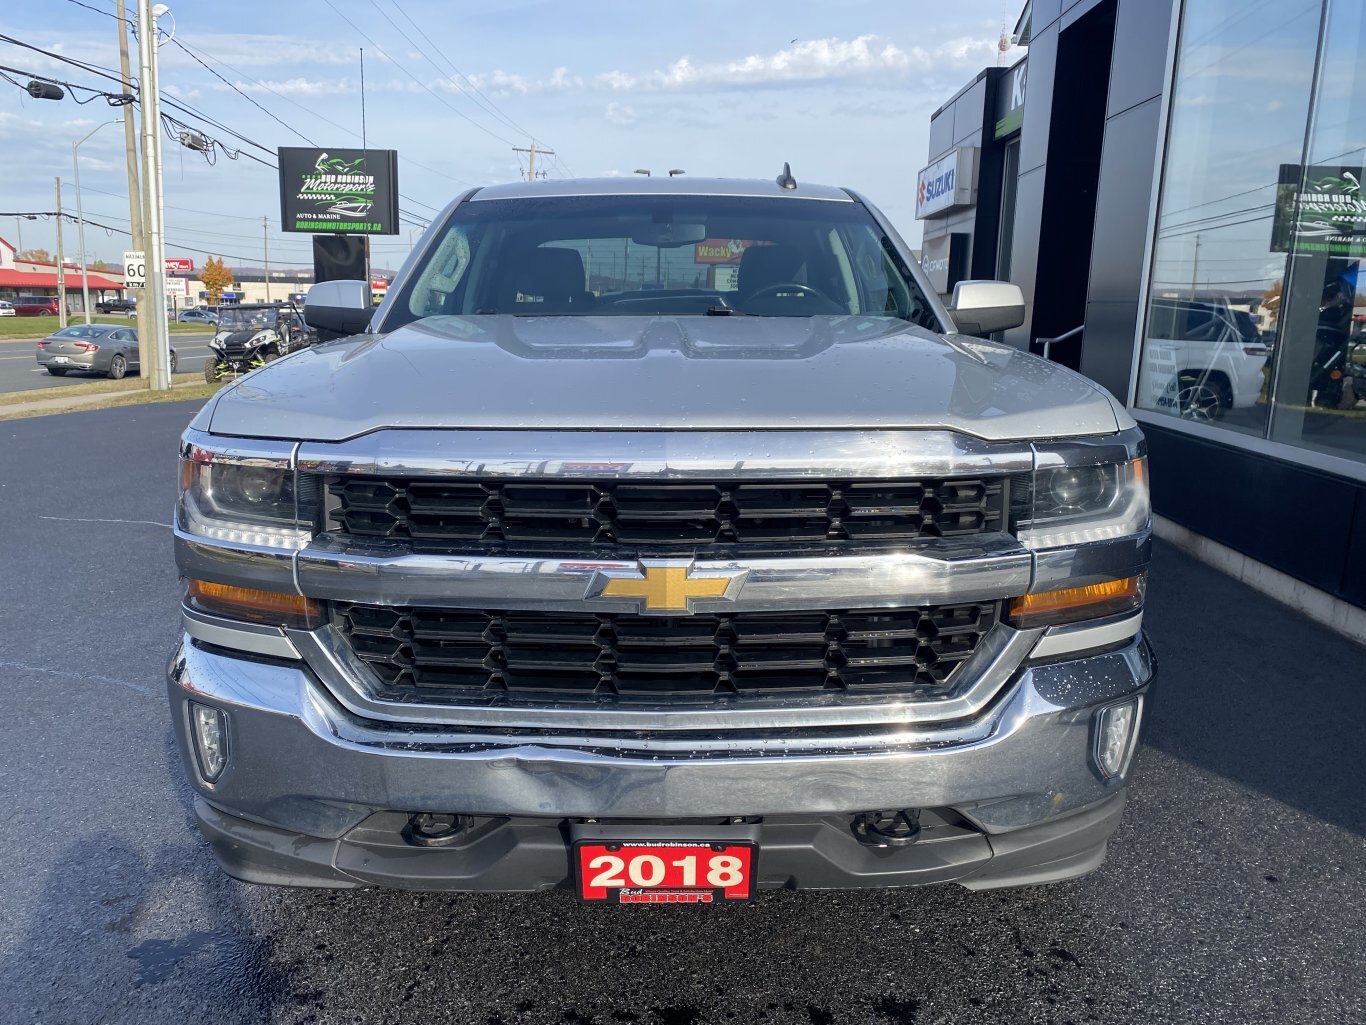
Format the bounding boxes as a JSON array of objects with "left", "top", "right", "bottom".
[{"left": 35, "top": 324, "right": 178, "bottom": 379}]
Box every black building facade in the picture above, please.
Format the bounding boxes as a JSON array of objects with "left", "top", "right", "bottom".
[{"left": 923, "top": 0, "right": 1366, "bottom": 631}]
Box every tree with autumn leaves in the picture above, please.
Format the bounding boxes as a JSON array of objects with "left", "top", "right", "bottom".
[{"left": 200, "top": 256, "right": 233, "bottom": 304}]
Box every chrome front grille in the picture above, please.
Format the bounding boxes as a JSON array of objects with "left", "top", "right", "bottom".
[
  {"left": 324, "top": 476, "right": 1005, "bottom": 548},
  {"left": 334, "top": 601, "right": 1000, "bottom": 706}
]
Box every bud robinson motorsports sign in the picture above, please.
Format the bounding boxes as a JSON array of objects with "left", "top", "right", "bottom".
[
  {"left": 277, "top": 147, "right": 400, "bottom": 235},
  {"left": 1271, "top": 164, "right": 1366, "bottom": 258}
]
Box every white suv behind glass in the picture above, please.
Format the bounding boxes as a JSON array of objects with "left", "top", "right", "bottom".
[{"left": 1138, "top": 297, "right": 1270, "bottom": 421}]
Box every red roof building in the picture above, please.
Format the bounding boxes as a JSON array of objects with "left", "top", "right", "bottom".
[
  {"left": 0, "top": 268, "right": 127, "bottom": 290},
  {"left": 0, "top": 234, "right": 127, "bottom": 298}
]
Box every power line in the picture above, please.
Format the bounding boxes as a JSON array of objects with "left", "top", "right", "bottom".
[
  {"left": 372, "top": 0, "right": 536, "bottom": 142},
  {"left": 0, "top": 31, "right": 131, "bottom": 86},
  {"left": 5, "top": 25, "right": 430, "bottom": 235},
  {"left": 166, "top": 36, "right": 319, "bottom": 147},
  {"left": 316, "top": 0, "right": 518, "bottom": 148},
  {"left": 166, "top": 39, "right": 470, "bottom": 192},
  {"left": 32, "top": 12, "right": 467, "bottom": 204}
]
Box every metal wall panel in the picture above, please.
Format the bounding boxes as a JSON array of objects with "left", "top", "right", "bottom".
[
  {"left": 1017, "top": 26, "right": 1058, "bottom": 174},
  {"left": 1079, "top": 299, "right": 1140, "bottom": 399},
  {"left": 1086, "top": 96, "right": 1162, "bottom": 303},
  {"left": 1107, "top": 0, "right": 1175, "bottom": 116},
  {"left": 1145, "top": 424, "right": 1361, "bottom": 601}
]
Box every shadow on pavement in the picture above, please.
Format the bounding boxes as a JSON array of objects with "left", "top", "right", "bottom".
[{"left": 1140, "top": 541, "right": 1366, "bottom": 836}]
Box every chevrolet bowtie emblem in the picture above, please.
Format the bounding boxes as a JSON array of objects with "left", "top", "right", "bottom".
[{"left": 587, "top": 560, "right": 748, "bottom": 614}]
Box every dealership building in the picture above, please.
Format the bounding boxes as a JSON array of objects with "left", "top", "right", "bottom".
[{"left": 921, "top": 0, "right": 1366, "bottom": 637}]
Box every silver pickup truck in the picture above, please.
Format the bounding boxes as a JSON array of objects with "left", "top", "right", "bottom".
[{"left": 169, "top": 174, "right": 1153, "bottom": 902}]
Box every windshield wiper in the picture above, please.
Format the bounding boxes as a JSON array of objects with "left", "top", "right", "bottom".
[{"left": 703, "top": 305, "right": 754, "bottom": 316}]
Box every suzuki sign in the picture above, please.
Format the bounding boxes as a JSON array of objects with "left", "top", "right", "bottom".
[{"left": 915, "top": 148, "right": 977, "bottom": 219}]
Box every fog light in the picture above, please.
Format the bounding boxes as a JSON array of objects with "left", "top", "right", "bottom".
[
  {"left": 190, "top": 702, "right": 228, "bottom": 782},
  {"left": 1094, "top": 698, "right": 1141, "bottom": 779}
]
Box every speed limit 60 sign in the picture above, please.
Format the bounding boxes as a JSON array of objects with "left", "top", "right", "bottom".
[{"left": 123, "top": 250, "right": 146, "bottom": 289}]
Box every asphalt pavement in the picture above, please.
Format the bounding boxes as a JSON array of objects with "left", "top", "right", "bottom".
[
  {"left": 0, "top": 335, "right": 215, "bottom": 393},
  {"left": 0, "top": 401, "right": 1361, "bottom": 1025}
]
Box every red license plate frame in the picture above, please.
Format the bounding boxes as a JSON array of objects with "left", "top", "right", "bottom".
[{"left": 574, "top": 840, "right": 758, "bottom": 904}]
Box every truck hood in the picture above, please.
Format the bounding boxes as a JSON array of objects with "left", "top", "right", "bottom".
[{"left": 205, "top": 314, "right": 1120, "bottom": 442}]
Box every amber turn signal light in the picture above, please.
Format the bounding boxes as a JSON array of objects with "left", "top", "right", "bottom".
[
  {"left": 185, "top": 578, "right": 322, "bottom": 628},
  {"left": 1008, "top": 575, "right": 1145, "bottom": 629}
]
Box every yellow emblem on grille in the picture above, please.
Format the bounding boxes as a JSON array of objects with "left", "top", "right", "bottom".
[{"left": 592, "top": 562, "right": 746, "bottom": 613}]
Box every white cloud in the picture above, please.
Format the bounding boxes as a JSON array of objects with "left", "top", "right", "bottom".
[
  {"left": 455, "top": 66, "right": 584, "bottom": 96},
  {"left": 435, "top": 33, "right": 1002, "bottom": 100},
  {"left": 160, "top": 33, "right": 382, "bottom": 69},
  {"left": 209, "top": 77, "right": 352, "bottom": 97},
  {"left": 593, "top": 34, "right": 994, "bottom": 91},
  {"left": 604, "top": 102, "right": 636, "bottom": 126}
]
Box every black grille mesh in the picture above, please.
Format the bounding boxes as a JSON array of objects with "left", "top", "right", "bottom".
[
  {"left": 325, "top": 476, "right": 1004, "bottom": 548},
  {"left": 336, "top": 602, "right": 999, "bottom": 704}
]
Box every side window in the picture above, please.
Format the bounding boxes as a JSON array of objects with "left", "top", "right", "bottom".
[
  {"left": 842, "top": 226, "right": 936, "bottom": 328},
  {"left": 407, "top": 227, "right": 473, "bottom": 318},
  {"left": 1147, "top": 301, "right": 1178, "bottom": 339},
  {"left": 825, "top": 228, "right": 859, "bottom": 313},
  {"left": 1180, "top": 307, "right": 1221, "bottom": 342}
]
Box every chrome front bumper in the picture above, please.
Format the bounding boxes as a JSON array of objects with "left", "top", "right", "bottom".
[{"left": 168, "top": 629, "right": 1154, "bottom": 841}]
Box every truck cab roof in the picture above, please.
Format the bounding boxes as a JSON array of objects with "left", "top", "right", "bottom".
[{"left": 468, "top": 176, "right": 855, "bottom": 203}]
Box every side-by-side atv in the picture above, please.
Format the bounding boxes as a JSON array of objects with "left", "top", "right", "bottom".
[{"left": 204, "top": 302, "right": 317, "bottom": 383}]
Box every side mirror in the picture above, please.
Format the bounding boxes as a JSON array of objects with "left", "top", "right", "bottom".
[
  {"left": 304, "top": 280, "right": 373, "bottom": 338},
  {"left": 949, "top": 280, "right": 1026, "bottom": 337}
]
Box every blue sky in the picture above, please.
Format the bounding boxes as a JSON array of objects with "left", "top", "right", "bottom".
[{"left": 0, "top": 0, "right": 1022, "bottom": 272}]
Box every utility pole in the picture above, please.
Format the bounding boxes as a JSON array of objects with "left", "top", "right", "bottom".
[
  {"left": 115, "top": 0, "right": 148, "bottom": 374},
  {"left": 14, "top": 217, "right": 23, "bottom": 255},
  {"left": 1190, "top": 233, "right": 1201, "bottom": 302},
  {"left": 513, "top": 143, "right": 554, "bottom": 182},
  {"left": 55, "top": 178, "right": 68, "bottom": 329},
  {"left": 263, "top": 216, "right": 272, "bottom": 302},
  {"left": 136, "top": 0, "right": 171, "bottom": 390}
]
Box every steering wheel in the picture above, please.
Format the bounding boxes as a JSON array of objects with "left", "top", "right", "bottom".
[
  {"left": 745, "top": 282, "right": 828, "bottom": 303},
  {"left": 737, "top": 281, "right": 841, "bottom": 312}
]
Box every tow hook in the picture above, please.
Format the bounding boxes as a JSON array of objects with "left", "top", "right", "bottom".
[
  {"left": 851, "top": 809, "right": 921, "bottom": 848},
  {"left": 403, "top": 812, "right": 467, "bottom": 847}
]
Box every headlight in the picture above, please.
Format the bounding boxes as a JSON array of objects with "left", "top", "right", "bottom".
[
  {"left": 1014, "top": 457, "right": 1148, "bottom": 549},
  {"left": 249, "top": 330, "right": 274, "bottom": 345},
  {"left": 179, "top": 449, "right": 317, "bottom": 549}
]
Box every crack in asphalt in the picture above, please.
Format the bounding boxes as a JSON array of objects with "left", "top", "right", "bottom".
[
  {"left": 38, "top": 516, "right": 172, "bottom": 528},
  {"left": 0, "top": 659, "right": 160, "bottom": 698}
]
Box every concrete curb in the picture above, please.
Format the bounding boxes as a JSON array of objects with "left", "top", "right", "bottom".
[
  {"left": 0, "top": 379, "right": 205, "bottom": 418},
  {"left": 1154, "top": 514, "right": 1366, "bottom": 646}
]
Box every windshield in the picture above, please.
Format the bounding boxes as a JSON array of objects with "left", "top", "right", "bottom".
[
  {"left": 387, "top": 195, "right": 938, "bottom": 330},
  {"left": 218, "top": 307, "right": 279, "bottom": 332},
  {"left": 54, "top": 326, "right": 108, "bottom": 338}
]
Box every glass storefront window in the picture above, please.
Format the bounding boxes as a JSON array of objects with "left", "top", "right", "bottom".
[
  {"left": 1267, "top": 3, "right": 1366, "bottom": 463},
  {"left": 1139, "top": 0, "right": 1366, "bottom": 470}
]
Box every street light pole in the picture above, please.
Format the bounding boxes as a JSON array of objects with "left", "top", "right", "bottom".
[
  {"left": 136, "top": 0, "right": 171, "bottom": 390},
  {"left": 73, "top": 121, "right": 122, "bottom": 324},
  {"left": 54, "top": 177, "right": 68, "bottom": 329}
]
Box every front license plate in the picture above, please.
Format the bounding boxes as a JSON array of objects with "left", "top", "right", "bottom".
[
  {"left": 52, "top": 356, "right": 70, "bottom": 364},
  {"left": 575, "top": 840, "right": 757, "bottom": 904}
]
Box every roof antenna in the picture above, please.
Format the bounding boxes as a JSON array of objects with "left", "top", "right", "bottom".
[{"left": 776, "top": 162, "right": 797, "bottom": 190}]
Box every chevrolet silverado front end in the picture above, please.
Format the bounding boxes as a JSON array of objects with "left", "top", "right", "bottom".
[{"left": 168, "top": 175, "right": 1154, "bottom": 899}]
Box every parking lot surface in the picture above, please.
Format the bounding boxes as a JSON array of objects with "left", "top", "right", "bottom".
[{"left": 0, "top": 401, "right": 1361, "bottom": 1025}]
